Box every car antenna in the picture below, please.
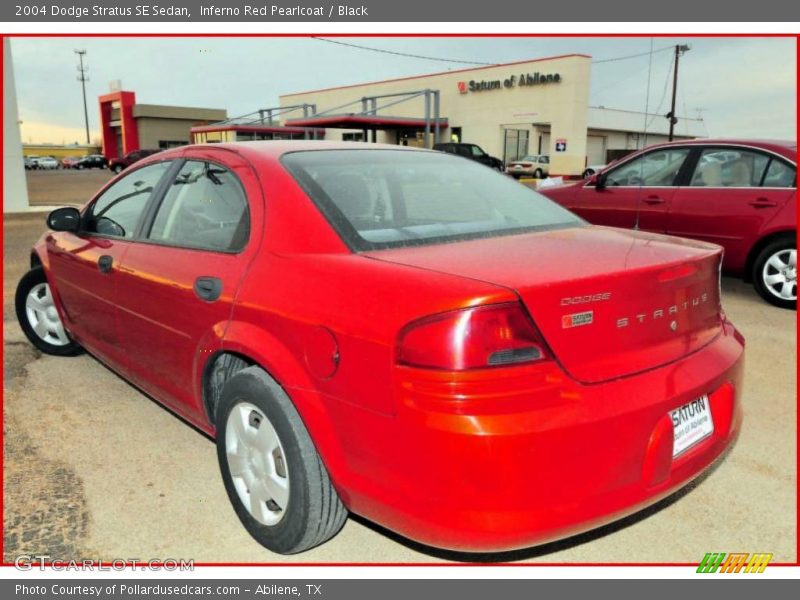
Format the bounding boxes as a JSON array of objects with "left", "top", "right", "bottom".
[{"left": 634, "top": 38, "right": 655, "bottom": 232}]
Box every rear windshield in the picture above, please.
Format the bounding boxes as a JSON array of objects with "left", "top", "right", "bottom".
[{"left": 282, "top": 149, "right": 583, "bottom": 251}]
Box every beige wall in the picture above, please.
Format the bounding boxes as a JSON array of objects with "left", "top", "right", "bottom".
[
  {"left": 192, "top": 130, "right": 235, "bottom": 144},
  {"left": 136, "top": 118, "right": 203, "bottom": 148},
  {"left": 133, "top": 104, "right": 227, "bottom": 121},
  {"left": 22, "top": 144, "right": 100, "bottom": 158},
  {"left": 280, "top": 55, "right": 592, "bottom": 176}
]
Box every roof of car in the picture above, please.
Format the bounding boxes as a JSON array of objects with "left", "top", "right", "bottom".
[{"left": 157, "top": 140, "right": 434, "bottom": 162}]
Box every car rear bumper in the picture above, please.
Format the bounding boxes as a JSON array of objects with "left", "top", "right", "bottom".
[
  {"left": 507, "top": 166, "right": 538, "bottom": 176},
  {"left": 325, "top": 319, "right": 744, "bottom": 552}
]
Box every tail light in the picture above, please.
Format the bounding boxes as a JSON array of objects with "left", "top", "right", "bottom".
[{"left": 397, "top": 302, "right": 550, "bottom": 370}]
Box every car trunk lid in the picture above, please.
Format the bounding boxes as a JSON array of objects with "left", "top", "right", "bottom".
[{"left": 364, "top": 226, "right": 723, "bottom": 384}]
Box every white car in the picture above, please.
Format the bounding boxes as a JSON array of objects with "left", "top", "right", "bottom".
[
  {"left": 582, "top": 164, "right": 607, "bottom": 178},
  {"left": 506, "top": 155, "right": 550, "bottom": 179},
  {"left": 36, "top": 156, "right": 60, "bottom": 170}
]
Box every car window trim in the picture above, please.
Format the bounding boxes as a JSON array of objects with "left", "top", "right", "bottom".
[
  {"left": 758, "top": 158, "right": 773, "bottom": 187},
  {"left": 139, "top": 157, "right": 252, "bottom": 255},
  {"left": 135, "top": 158, "right": 186, "bottom": 239},
  {"left": 80, "top": 159, "right": 179, "bottom": 242},
  {"left": 675, "top": 146, "right": 702, "bottom": 186}
]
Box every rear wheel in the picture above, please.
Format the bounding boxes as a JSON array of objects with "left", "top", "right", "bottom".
[
  {"left": 753, "top": 237, "right": 796, "bottom": 309},
  {"left": 216, "top": 366, "right": 347, "bottom": 554},
  {"left": 15, "top": 267, "right": 82, "bottom": 356}
]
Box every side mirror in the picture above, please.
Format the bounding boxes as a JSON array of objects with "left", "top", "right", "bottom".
[
  {"left": 47, "top": 207, "right": 81, "bottom": 232},
  {"left": 594, "top": 172, "right": 607, "bottom": 190}
]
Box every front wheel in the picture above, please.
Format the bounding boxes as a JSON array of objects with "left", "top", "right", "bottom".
[
  {"left": 112, "top": 165, "right": 123, "bottom": 174},
  {"left": 15, "top": 267, "right": 82, "bottom": 355},
  {"left": 216, "top": 366, "right": 347, "bottom": 554},
  {"left": 753, "top": 238, "right": 797, "bottom": 309},
  {"left": 533, "top": 169, "right": 543, "bottom": 179}
]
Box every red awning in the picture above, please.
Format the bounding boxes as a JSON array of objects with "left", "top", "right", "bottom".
[{"left": 190, "top": 124, "right": 325, "bottom": 135}]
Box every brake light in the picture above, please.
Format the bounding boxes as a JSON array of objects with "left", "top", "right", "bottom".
[{"left": 397, "top": 302, "right": 550, "bottom": 370}]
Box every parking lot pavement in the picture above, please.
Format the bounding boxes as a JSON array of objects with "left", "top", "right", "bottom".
[
  {"left": 3, "top": 213, "right": 796, "bottom": 564},
  {"left": 25, "top": 169, "right": 114, "bottom": 207}
]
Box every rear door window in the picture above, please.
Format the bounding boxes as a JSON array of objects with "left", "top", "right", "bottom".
[
  {"left": 148, "top": 160, "right": 250, "bottom": 252},
  {"left": 690, "top": 148, "right": 770, "bottom": 187},
  {"left": 762, "top": 158, "right": 796, "bottom": 187}
]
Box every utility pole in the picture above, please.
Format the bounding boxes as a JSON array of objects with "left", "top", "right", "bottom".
[
  {"left": 666, "top": 44, "right": 690, "bottom": 141},
  {"left": 75, "top": 49, "right": 90, "bottom": 145}
]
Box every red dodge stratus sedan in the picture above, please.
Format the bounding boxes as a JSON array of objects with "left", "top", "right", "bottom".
[
  {"left": 539, "top": 139, "right": 797, "bottom": 309},
  {"left": 17, "top": 141, "right": 744, "bottom": 555}
]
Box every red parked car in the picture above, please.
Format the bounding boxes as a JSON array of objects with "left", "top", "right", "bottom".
[
  {"left": 108, "top": 148, "right": 161, "bottom": 174},
  {"left": 16, "top": 142, "right": 744, "bottom": 554},
  {"left": 540, "top": 139, "right": 797, "bottom": 308}
]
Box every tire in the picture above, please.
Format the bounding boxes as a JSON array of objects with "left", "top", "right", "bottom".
[
  {"left": 583, "top": 169, "right": 595, "bottom": 179},
  {"left": 533, "top": 169, "right": 543, "bottom": 179},
  {"left": 15, "top": 267, "right": 82, "bottom": 356},
  {"left": 752, "top": 237, "right": 797, "bottom": 309},
  {"left": 216, "top": 366, "right": 347, "bottom": 554},
  {"left": 77, "top": 164, "right": 84, "bottom": 170},
  {"left": 112, "top": 164, "right": 123, "bottom": 174}
]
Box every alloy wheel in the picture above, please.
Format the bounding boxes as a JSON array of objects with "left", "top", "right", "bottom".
[{"left": 762, "top": 248, "right": 797, "bottom": 301}]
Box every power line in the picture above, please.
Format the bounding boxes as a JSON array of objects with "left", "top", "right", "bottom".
[
  {"left": 592, "top": 45, "right": 673, "bottom": 64},
  {"left": 312, "top": 37, "right": 677, "bottom": 68},
  {"left": 641, "top": 38, "right": 654, "bottom": 150},
  {"left": 310, "top": 37, "right": 495, "bottom": 66},
  {"left": 646, "top": 51, "right": 676, "bottom": 129}
]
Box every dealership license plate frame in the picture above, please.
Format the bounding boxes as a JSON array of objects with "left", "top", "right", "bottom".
[{"left": 671, "top": 394, "right": 714, "bottom": 458}]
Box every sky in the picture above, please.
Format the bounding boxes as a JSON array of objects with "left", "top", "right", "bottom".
[{"left": 8, "top": 36, "right": 797, "bottom": 145}]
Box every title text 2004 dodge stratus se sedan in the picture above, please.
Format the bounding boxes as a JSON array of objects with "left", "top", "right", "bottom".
[{"left": 16, "top": 142, "right": 744, "bottom": 555}]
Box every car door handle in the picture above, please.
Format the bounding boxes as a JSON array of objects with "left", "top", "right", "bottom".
[
  {"left": 97, "top": 255, "right": 113, "bottom": 274},
  {"left": 194, "top": 277, "right": 222, "bottom": 302},
  {"left": 749, "top": 198, "right": 778, "bottom": 208},
  {"left": 643, "top": 196, "right": 666, "bottom": 205}
]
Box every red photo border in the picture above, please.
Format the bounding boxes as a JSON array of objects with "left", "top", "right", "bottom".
[{"left": 0, "top": 31, "right": 797, "bottom": 569}]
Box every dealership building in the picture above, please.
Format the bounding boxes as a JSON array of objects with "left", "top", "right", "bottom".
[
  {"left": 98, "top": 90, "right": 226, "bottom": 160},
  {"left": 193, "top": 53, "right": 705, "bottom": 177}
]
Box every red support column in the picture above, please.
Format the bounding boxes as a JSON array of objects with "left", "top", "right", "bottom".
[{"left": 98, "top": 90, "right": 139, "bottom": 159}]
